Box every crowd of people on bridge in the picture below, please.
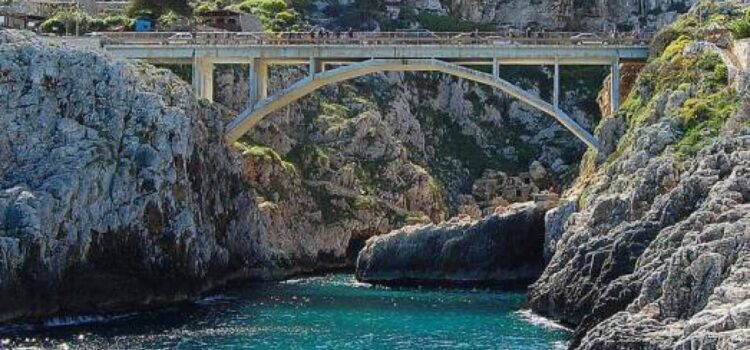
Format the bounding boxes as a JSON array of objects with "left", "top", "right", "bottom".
[
  {"left": 266, "top": 26, "right": 649, "bottom": 45},
  {"left": 285, "top": 27, "right": 355, "bottom": 41}
]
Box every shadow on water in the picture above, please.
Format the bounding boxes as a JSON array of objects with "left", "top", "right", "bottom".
[{"left": 1, "top": 274, "right": 570, "bottom": 349}]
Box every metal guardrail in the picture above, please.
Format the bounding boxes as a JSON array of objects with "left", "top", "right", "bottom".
[{"left": 92, "top": 31, "right": 653, "bottom": 47}]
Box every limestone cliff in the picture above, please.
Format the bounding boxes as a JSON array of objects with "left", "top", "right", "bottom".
[
  {"left": 0, "top": 30, "right": 273, "bottom": 322},
  {"left": 214, "top": 66, "right": 599, "bottom": 273},
  {"left": 402, "top": 0, "right": 695, "bottom": 32},
  {"left": 356, "top": 202, "right": 551, "bottom": 286},
  {"left": 529, "top": 2, "right": 750, "bottom": 348}
]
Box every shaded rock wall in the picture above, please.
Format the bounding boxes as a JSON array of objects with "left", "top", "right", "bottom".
[
  {"left": 355, "top": 202, "right": 550, "bottom": 286},
  {"left": 0, "top": 31, "right": 273, "bottom": 322}
]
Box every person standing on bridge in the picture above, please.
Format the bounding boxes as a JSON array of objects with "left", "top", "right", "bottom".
[{"left": 347, "top": 27, "right": 354, "bottom": 41}]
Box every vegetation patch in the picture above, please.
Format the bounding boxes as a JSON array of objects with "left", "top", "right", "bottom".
[
  {"left": 599, "top": 3, "right": 742, "bottom": 169},
  {"left": 237, "top": 143, "right": 298, "bottom": 175}
]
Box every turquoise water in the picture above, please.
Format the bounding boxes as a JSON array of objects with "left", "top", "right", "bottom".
[{"left": 2, "top": 274, "right": 570, "bottom": 349}]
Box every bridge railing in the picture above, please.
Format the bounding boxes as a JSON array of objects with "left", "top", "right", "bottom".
[{"left": 95, "top": 31, "right": 653, "bottom": 47}]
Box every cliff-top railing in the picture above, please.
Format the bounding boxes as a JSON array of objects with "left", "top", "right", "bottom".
[{"left": 92, "top": 31, "right": 653, "bottom": 47}]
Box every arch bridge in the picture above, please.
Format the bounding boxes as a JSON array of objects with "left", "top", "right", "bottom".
[{"left": 99, "top": 32, "right": 652, "bottom": 152}]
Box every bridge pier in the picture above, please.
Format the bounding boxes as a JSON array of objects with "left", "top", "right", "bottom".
[
  {"left": 192, "top": 57, "right": 214, "bottom": 101},
  {"left": 610, "top": 58, "right": 621, "bottom": 114},
  {"left": 309, "top": 57, "right": 323, "bottom": 77},
  {"left": 554, "top": 58, "right": 560, "bottom": 108},
  {"left": 492, "top": 58, "right": 500, "bottom": 78},
  {"left": 248, "top": 58, "right": 269, "bottom": 109}
]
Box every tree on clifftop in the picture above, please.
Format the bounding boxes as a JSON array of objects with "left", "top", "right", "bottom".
[{"left": 127, "top": 0, "right": 193, "bottom": 17}]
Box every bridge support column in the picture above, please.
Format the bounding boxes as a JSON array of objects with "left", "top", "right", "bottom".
[
  {"left": 553, "top": 57, "right": 560, "bottom": 108},
  {"left": 610, "top": 58, "right": 621, "bottom": 114},
  {"left": 192, "top": 57, "right": 214, "bottom": 101},
  {"left": 309, "top": 57, "right": 323, "bottom": 78},
  {"left": 492, "top": 58, "right": 499, "bottom": 78},
  {"left": 248, "top": 58, "right": 268, "bottom": 108}
]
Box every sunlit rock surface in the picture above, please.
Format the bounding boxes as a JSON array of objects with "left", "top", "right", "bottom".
[
  {"left": 411, "top": 0, "right": 696, "bottom": 32},
  {"left": 0, "top": 30, "right": 273, "bottom": 322},
  {"left": 529, "top": 2, "right": 750, "bottom": 347}
]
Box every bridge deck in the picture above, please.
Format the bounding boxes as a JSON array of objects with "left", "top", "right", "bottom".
[
  {"left": 92, "top": 32, "right": 648, "bottom": 150},
  {"left": 99, "top": 31, "right": 651, "bottom": 65}
]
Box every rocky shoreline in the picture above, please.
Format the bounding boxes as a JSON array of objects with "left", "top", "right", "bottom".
[
  {"left": 355, "top": 201, "right": 551, "bottom": 287},
  {"left": 1, "top": 0, "right": 749, "bottom": 348}
]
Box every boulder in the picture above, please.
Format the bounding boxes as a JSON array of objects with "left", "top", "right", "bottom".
[{"left": 356, "top": 202, "right": 549, "bottom": 286}]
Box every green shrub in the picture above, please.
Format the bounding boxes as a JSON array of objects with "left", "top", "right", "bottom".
[
  {"left": 230, "top": 0, "right": 300, "bottom": 31},
  {"left": 712, "top": 63, "right": 729, "bottom": 84},
  {"left": 127, "top": 0, "right": 191, "bottom": 17},
  {"left": 39, "top": 18, "right": 66, "bottom": 33},
  {"left": 661, "top": 35, "right": 692, "bottom": 61},
  {"left": 39, "top": 10, "right": 133, "bottom": 34},
  {"left": 158, "top": 10, "right": 180, "bottom": 28},
  {"left": 729, "top": 13, "right": 750, "bottom": 39},
  {"left": 233, "top": 0, "right": 287, "bottom": 15}
]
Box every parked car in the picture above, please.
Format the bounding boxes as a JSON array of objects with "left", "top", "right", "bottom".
[
  {"left": 451, "top": 32, "right": 483, "bottom": 45},
  {"left": 165, "top": 32, "right": 194, "bottom": 45},
  {"left": 570, "top": 33, "right": 605, "bottom": 45},
  {"left": 487, "top": 36, "right": 518, "bottom": 45}
]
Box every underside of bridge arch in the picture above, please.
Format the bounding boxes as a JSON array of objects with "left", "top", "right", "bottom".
[{"left": 224, "top": 59, "right": 600, "bottom": 152}]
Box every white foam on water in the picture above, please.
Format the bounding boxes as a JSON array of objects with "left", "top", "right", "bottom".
[
  {"left": 42, "top": 313, "right": 136, "bottom": 328},
  {"left": 515, "top": 309, "right": 572, "bottom": 332},
  {"left": 346, "top": 280, "right": 374, "bottom": 288},
  {"left": 195, "top": 294, "right": 238, "bottom": 305},
  {"left": 281, "top": 276, "right": 326, "bottom": 285}
]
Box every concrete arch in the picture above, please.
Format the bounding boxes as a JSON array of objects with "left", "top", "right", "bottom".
[{"left": 225, "top": 58, "right": 600, "bottom": 152}]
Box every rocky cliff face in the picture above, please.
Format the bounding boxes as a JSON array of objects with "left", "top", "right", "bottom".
[
  {"left": 529, "top": 2, "right": 750, "bottom": 348},
  {"left": 0, "top": 30, "right": 273, "bottom": 322},
  {"left": 212, "top": 65, "right": 601, "bottom": 273},
  {"left": 406, "top": 0, "right": 696, "bottom": 32},
  {"left": 356, "top": 201, "right": 551, "bottom": 286}
]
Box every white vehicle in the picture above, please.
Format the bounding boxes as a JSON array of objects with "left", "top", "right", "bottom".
[
  {"left": 570, "top": 33, "right": 605, "bottom": 45},
  {"left": 165, "top": 32, "right": 194, "bottom": 45},
  {"left": 487, "top": 36, "right": 518, "bottom": 45}
]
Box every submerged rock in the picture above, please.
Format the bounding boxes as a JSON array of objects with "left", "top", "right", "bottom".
[{"left": 355, "top": 202, "right": 550, "bottom": 286}]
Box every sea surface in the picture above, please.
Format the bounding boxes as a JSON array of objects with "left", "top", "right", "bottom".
[{"left": 1, "top": 274, "right": 570, "bottom": 349}]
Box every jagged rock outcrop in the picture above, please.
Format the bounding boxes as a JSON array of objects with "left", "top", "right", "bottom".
[
  {"left": 355, "top": 202, "right": 551, "bottom": 286},
  {"left": 210, "top": 64, "right": 602, "bottom": 273},
  {"left": 0, "top": 30, "right": 273, "bottom": 322},
  {"left": 529, "top": 3, "right": 750, "bottom": 348},
  {"left": 201, "top": 0, "right": 632, "bottom": 274},
  {"left": 215, "top": 64, "right": 601, "bottom": 272},
  {"left": 543, "top": 199, "right": 576, "bottom": 260},
  {"left": 409, "top": 0, "right": 696, "bottom": 32}
]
